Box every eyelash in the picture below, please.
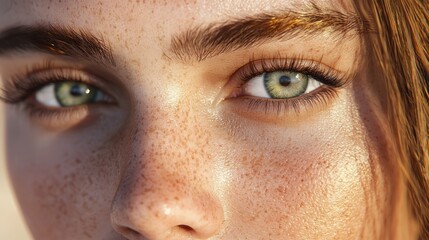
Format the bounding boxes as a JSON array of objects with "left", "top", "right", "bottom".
[
  {"left": 0, "top": 57, "right": 347, "bottom": 122},
  {"left": 226, "top": 56, "right": 348, "bottom": 116},
  {"left": 0, "top": 61, "right": 108, "bottom": 120},
  {"left": 2, "top": 61, "right": 92, "bottom": 103}
]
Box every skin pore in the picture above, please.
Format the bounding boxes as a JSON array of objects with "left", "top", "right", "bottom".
[{"left": 0, "top": 0, "right": 420, "bottom": 239}]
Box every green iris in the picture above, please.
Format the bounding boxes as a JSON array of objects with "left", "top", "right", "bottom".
[
  {"left": 54, "top": 81, "right": 98, "bottom": 107},
  {"left": 263, "top": 71, "right": 309, "bottom": 99}
]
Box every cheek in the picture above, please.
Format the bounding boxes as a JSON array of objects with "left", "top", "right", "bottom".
[
  {"left": 5, "top": 108, "right": 123, "bottom": 239},
  {"left": 218, "top": 97, "right": 390, "bottom": 238}
]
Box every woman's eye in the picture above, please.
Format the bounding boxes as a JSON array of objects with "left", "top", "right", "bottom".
[
  {"left": 35, "top": 81, "right": 109, "bottom": 107},
  {"left": 243, "top": 71, "right": 323, "bottom": 99}
]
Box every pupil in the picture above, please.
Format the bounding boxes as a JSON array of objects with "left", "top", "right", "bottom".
[
  {"left": 279, "top": 75, "right": 291, "bottom": 87},
  {"left": 69, "top": 84, "right": 85, "bottom": 97}
]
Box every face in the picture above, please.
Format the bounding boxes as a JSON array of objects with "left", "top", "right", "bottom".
[{"left": 0, "top": 0, "right": 419, "bottom": 239}]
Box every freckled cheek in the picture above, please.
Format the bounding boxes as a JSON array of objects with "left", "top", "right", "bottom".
[
  {"left": 223, "top": 133, "right": 370, "bottom": 237},
  {"left": 5, "top": 119, "right": 122, "bottom": 238}
]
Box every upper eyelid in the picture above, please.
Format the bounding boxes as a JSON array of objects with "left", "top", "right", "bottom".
[
  {"left": 1, "top": 62, "right": 119, "bottom": 104},
  {"left": 19, "top": 68, "right": 101, "bottom": 91},
  {"left": 232, "top": 57, "right": 347, "bottom": 87}
]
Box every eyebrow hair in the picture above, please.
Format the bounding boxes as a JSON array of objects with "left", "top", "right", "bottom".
[
  {"left": 0, "top": 24, "right": 115, "bottom": 66},
  {"left": 168, "top": 5, "right": 369, "bottom": 62}
]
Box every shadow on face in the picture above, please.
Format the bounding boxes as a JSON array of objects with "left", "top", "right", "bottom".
[{"left": 0, "top": 0, "right": 413, "bottom": 239}]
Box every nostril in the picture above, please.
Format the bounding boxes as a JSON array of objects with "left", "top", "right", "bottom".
[
  {"left": 116, "top": 223, "right": 198, "bottom": 238},
  {"left": 178, "top": 224, "right": 195, "bottom": 233},
  {"left": 116, "top": 226, "right": 142, "bottom": 239}
]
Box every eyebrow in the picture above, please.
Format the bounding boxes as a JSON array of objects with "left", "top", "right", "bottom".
[
  {"left": 168, "top": 5, "right": 369, "bottom": 62},
  {"left": 0, "top": 24, "right": 115, "bottom": 66}
]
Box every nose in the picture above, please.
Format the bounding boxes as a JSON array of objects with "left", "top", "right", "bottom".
[
  {"left": 111, "top": 165, "right": 224, "bottom": 239},
  {"left": 110, "top": 137, "right": 224, "bottom": 240}
]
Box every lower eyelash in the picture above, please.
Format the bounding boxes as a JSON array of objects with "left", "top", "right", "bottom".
[
  {"left": 17, "top": 99, "right": 100, "bottom": 130},
  {"left": 23, "top": 100, "right": 88, "bottom": 120},
  {"left": 227, "top": 87, "right": 338, "bottom": 118}
]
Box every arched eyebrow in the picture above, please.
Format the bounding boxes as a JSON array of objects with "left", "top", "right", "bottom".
[
  {"left": 0, "top": 24, "right": 115, "bottom": 66},
  {"left": 168, "top": 6, "right": 369, "bottom": 63},
  {"left": 0, "top": 7, "right": 368, "bottom": 66}
]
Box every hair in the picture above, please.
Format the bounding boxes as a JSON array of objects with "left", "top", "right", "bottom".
[{"left": 354, "top": 0, "right": 429, "bottom": 238}]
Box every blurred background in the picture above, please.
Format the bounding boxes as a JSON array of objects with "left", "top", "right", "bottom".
[{"left": 0, "top": 102, "right": 32, "bottom": 239}]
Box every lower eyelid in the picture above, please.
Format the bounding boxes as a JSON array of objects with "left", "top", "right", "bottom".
[
  {"left": 21, "top": 101, "right": 120, "bottom": 131},
  {"left": 20, "top": 102, "right": 91, "bottom": 130},
  {"left": 223, "top": 87, "right": 339, "bottom": 122}
]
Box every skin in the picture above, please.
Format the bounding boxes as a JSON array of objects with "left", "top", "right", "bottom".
[{"left": 0, "top": 0, "right": 420, "bottom": 239}]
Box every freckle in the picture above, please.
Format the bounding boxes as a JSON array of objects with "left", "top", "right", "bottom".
[{"left": 54, "top": 163, "right": 61, "bottom": 171}]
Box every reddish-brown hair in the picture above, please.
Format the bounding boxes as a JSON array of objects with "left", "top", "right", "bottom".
[{"left": 355, "top": 0, "right": 429, "bottom": 238}]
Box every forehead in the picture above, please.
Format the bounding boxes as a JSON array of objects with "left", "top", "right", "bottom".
[
  {"left": 0, "top": 0, "right": 363, "bottom": 93},
  {"left": 0, "top": 0, "right": 358, "bottom": 64},
  {"left": 1, "top": 0, "right": 355, "bottom": 24}
]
